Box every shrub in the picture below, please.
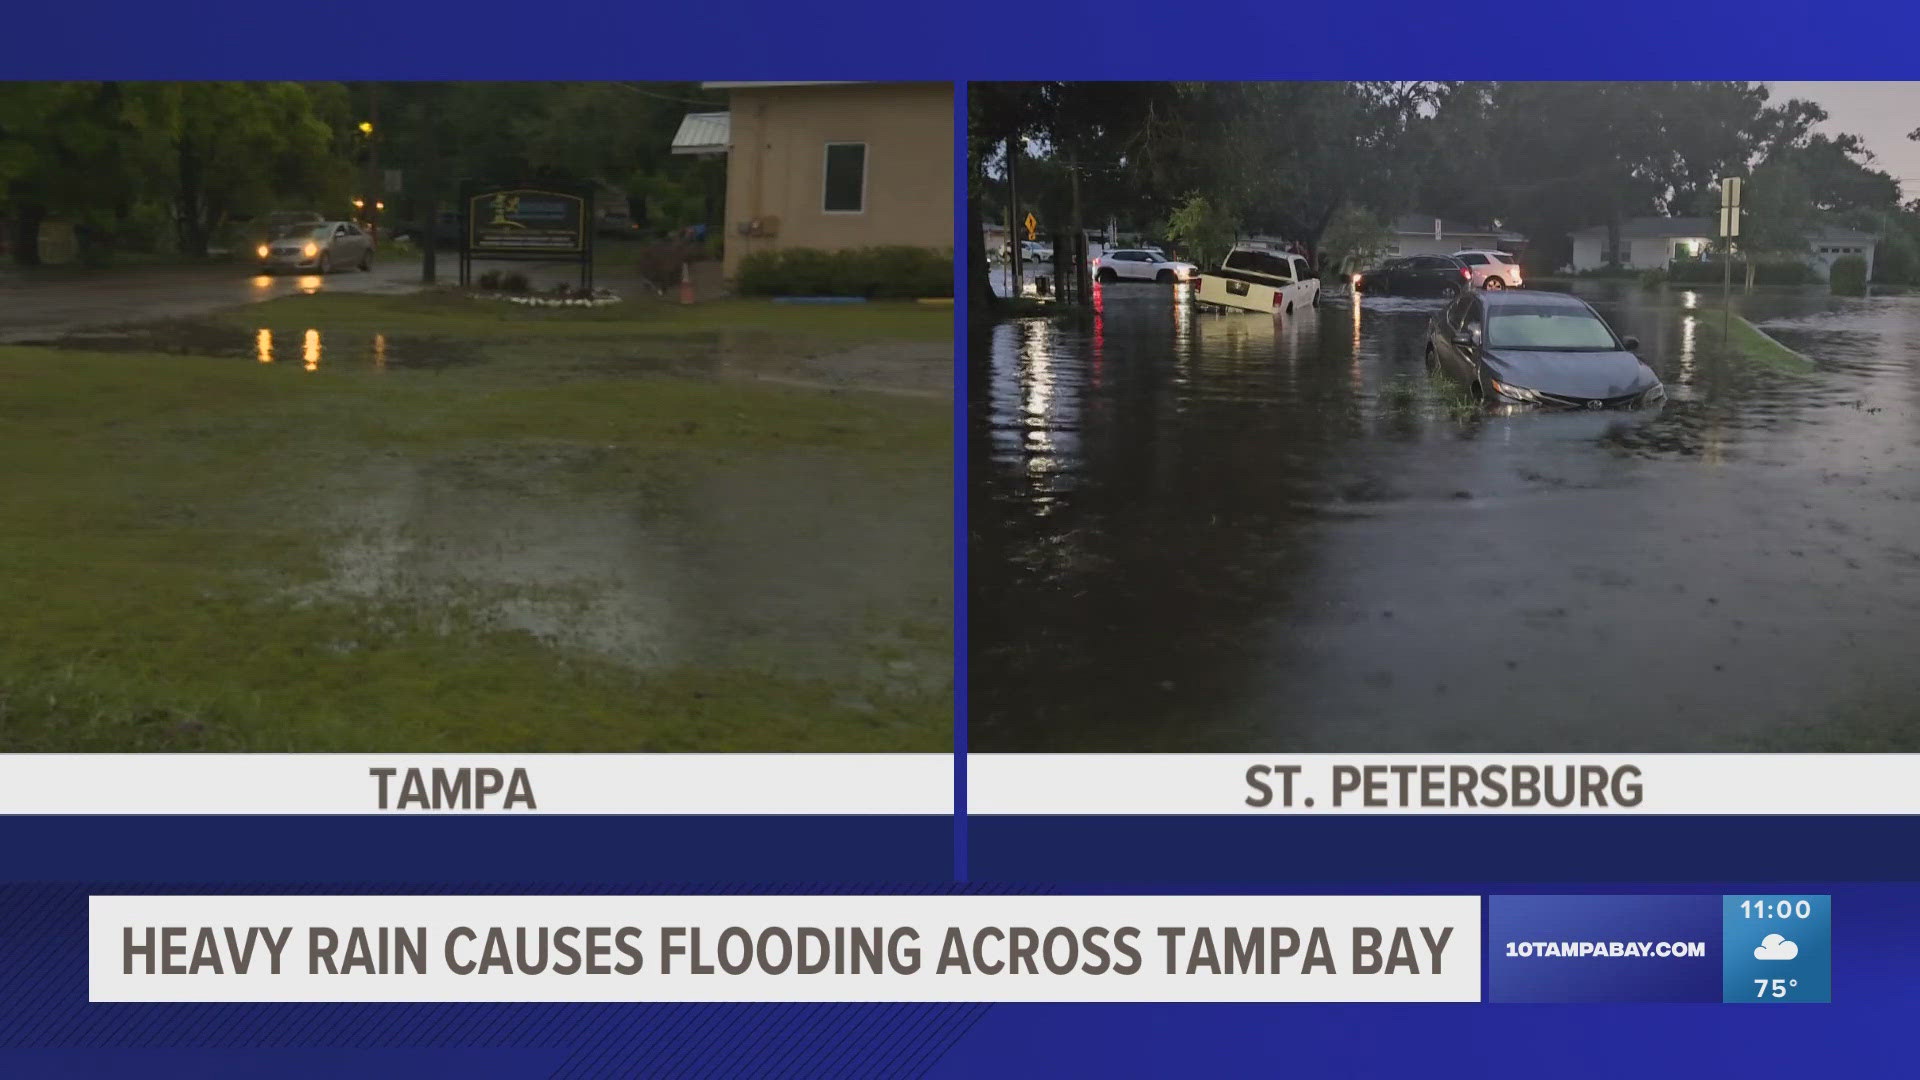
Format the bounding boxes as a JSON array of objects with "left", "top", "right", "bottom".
[
  {"left": 1638, "top": 267, "right": 1668, "bottom": 290},
  {"left": 1829, "top": 255, "right": 1868, "bottom": 296},
  {"left": 633, "top": 240, "right": 706, "bottom": 293},
  {"left": 1665, "top": 258, "right": 1815, "bottom": 287},
  {"left": 734, "top": 246, "right": 952, "bottom": 299},
  {"left": 477, "top": 270, "right": 501, "bottom": 289},
  {"left": 500, "top": 272, "right": 530, "bottom": 293}
]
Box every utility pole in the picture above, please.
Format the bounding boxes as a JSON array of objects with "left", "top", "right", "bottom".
[
  {"left": 367, "top": 82, "right": 382, "bottom": 244},
  {"left": 1006, "top": 134, "right": 1022, "bottom": 302},
  {"left": 1069, "top": 151, "right": 1088, "bottom": 306}
]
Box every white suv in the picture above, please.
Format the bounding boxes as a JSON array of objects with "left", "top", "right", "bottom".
[
  {"left": 1452, "top": 250, "right": 1523, "bottom": 290},
  {"left": 1093, "top": 248, "right": 1199, "bottom": 284}
]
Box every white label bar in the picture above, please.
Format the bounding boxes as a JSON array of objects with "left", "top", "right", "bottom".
[
  {"left": 968, "top": 753, "right": 1920, "bottom": 814},
  {"left": 91, "top": 894, "right": 1480, "bottom": 1002},
  {"left": 0, "top": 755, "right": 948, "bottom": 814}
]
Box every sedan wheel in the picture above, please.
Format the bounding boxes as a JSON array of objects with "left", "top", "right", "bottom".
[
  {"left": 359, "top": 249, "right": 373, "bottom": 272},
  {"left": 1096, "top": 268, "right": 1116, "bottom": 283},
  {"left": 1156, "top": 270, "right": 1175, "bottom": 283},
  {"left": 1441, "top": 282, "right": 1459, "bottom": 297},
  {"left": 1484, "top": 277, "right": 1505, "bottom": 290},
  {"left": 317, "top": 253, "right": 331, "bottom": 275}
]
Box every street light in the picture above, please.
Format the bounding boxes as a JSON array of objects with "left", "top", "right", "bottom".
[{"left": 358, "top": 121, "right": 374, "bottom": 135}]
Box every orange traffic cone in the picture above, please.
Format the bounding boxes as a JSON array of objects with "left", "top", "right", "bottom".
[{"left": 678, "top": 262, "right": 695, "bottom": 305}]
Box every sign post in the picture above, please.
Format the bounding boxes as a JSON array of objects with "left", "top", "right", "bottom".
[
  {"left": 1719, "top": 176, "right": 1742, "bottom": 343},
  {"left": 457, "top": 180, "right": 595, "bottom": 292}
]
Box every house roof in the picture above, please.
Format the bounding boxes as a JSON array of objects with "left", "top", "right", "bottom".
[
  {"left": 1809, "top": 224, "right": 1877, "bottom": 243},
  {"left": 1570, "top": 216, "right": 1879, "bottom": 243},
  {"left": 1388, "top": 214, "right": 1517, "bottom": 239},
  {"left": 671, "top": 112, "right": 730, "bottom": 156}
]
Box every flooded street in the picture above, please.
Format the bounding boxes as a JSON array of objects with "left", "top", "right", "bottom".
[{"left": 971, "top": 282, "right": 1920, "bottom": 751}]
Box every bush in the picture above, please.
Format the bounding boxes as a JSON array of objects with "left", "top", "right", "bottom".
[
  {"left": 633, "top": 240, "right": 705, "bottom": 292},
  {"left": 1638, "top": 268, "right": 1668, "bottom": 290},
  {"left": 734, "top": 246, "right": 952, "bottom": 299},
  {"left": 500, "top": 272, "right": 530, "bottom": 293},
  {"left": 477, "top": 270, "right": 501, "bottom": 290},
  {"left": 1829, "top": 255, "right": 1868, "bottom": 296},
  {"left": 1665, "top": 258, "right": 1815, "bottom": 287}
]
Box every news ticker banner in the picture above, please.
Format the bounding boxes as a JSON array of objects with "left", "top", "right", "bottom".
[
  {"left": 0, "top": 755, "right": 949, "bottom": 814},
  {"left": 5, "top": 754, "right": 1918, "bottom": 815},
  {"left": 970, "top": 754, "right": 1920, "bottom": 814},
  {"left": 85, "top": 893, "right": 1832, "bottom": 1005},
  {"left": 91, "top": 895, "right": 1481, "bottom": 1003}
]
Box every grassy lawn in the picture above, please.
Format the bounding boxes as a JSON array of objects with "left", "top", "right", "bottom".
[{"left": 0, "top": 292, "right": 950, "bottom": 752}]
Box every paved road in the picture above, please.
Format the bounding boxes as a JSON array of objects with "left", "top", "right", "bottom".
[
  {"left": 972, "top": 281, "right": 1920, "bottom": 752},
  {"left": 0, "top": 258, "right": 427, "bottom": 342},
  {"left": 0, "top": 252, "right": 659, "bottom": 343}
]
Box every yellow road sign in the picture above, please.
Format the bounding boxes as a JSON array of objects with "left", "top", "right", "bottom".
[{"left": 1024, "top": 213, "right": 1038, "bottom": 240}]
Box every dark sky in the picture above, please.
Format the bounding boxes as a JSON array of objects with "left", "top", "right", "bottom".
[{"left": 1768, "top": 82, "right": 1920, "bottom": 196}]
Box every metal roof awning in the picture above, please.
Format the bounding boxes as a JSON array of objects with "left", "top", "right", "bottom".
[{"left": 672, "top": 112, "right": 730, "bottom": 156}]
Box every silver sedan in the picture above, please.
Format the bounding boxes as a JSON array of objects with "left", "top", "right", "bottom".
[{"left": 257, "top": 221, "right": 374, "bottom": 274}]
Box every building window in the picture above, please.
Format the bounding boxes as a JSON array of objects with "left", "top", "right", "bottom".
[{"left": 823, "top": 142, "right": 867, "bottom": 214}]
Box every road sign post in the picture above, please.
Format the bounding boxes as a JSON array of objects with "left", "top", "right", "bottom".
[{"left": 1720, "top": 176, "right": 1742, "bottom": 344}]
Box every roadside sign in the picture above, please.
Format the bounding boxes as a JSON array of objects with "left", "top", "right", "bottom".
[
  {"left": 1720, "top": 206, "right": 1740, "bottom": 238},
  {"left": 1719, "top": 176, "right": 1742, "bottom": 238},
  {"left": 457, "top": 179, "right": 595, "bottom": 290},
  {"left": 1024, "top": 212, "right": 1038, "bottom": 240}
]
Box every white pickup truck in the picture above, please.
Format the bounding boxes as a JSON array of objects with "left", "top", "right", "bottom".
[{"left": 1195, "top": 245, "right": 1320, "bottom": 314}]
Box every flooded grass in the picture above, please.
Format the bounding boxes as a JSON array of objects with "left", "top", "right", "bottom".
[
  {"left": 1376, "top": 370, "right": 1480, "bottom": 422},
  {"left": 1719, "top": 313, "right": 1817, "bottom": 375},
  {"left": 0, "top": 293, "right": 950, "bottom": 751}
]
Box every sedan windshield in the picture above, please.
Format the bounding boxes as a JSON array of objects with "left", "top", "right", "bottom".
[{"left": 1487, "top": 308, "right": 1620, "bottom": 350}]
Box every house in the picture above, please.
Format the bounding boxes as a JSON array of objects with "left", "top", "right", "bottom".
[
  {"left": 1806, "top": 223, "right": 1878, "bottom": 281},
  {"left": 1568, "top": 217, "right": 1877, "bottom": 280},
  {"left": 681, "top": 82, "right": 952, "bottom": 279},
  {"left": 1381, "top": 214, "right": 1525, "bottom": 258},
  {"left": 1569, "top": 217, "right": 1718, "bottom": 273}
]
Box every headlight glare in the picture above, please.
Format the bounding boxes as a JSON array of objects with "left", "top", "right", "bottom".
[
  {"left": 1487, "top": 377, "right": 1541, "bottom": 403},
  {"left": 303, "top": 242, "right": 318, "bottom": 258}
]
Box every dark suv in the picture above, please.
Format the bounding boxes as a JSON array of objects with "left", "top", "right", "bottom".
[{"left": 1354, "top": 255, "right": 1472, "bottom": 298}]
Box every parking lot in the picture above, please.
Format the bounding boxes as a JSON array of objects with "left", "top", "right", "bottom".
[{"left": 970, "top": 281, "right": 1920, "bottom": 751}]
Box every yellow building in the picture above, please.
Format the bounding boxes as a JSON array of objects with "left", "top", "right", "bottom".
[{"left": 679, "top": 82, "right": 952, "bottom": 279}]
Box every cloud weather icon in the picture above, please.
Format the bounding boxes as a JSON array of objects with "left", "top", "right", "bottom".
[{"left": 1754, "top": 934, "right": 1800, "bottom": 961}]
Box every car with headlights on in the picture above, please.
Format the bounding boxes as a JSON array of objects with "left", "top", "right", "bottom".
[
  {"left": 257, "top": 221, "right": 374, "bottom": 274},
  {"left": 1425, "top": 290, "right": 1663, "bottom": 409},
  {"left": 1093, "top": 247, "right": 1199, "bottom": 284}
]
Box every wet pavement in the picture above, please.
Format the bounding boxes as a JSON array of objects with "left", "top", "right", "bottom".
[
  {"left": 0, "top": 255, "right": 634, "bottom": 343},
  {"left": 971, "top": 281, "right": 1920, "bottom": 751}
]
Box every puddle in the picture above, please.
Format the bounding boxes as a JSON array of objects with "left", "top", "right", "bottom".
[
  {"left": 28, "top": 322, "right": 480, "bottom": 370},
  {"left": 297, "top": 448, "right": 950, "bottom": 691}
]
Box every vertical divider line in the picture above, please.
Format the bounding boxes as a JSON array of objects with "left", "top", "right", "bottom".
[{"left": 951, "top": 80, "right": 970, "bottom": 883}]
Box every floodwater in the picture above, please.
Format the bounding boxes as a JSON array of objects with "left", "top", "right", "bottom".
[{"left": 971, "top": 281, "right": 1920, "bottom": 751}]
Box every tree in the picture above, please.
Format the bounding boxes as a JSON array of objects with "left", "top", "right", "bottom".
[
  {"left": 1733, "top": 162, "right": 1818, "bottom": 290},
  {"left": 1317, "top": 206, "right": 1392, "bottom": 279},
  {"left": 1163, "top": 194, "right": 1238, "bottom": 268}
]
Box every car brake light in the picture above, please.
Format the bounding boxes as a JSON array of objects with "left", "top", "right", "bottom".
[
  {"left": 1272, "top": 293, "right": 1284, "bottom": 307},
  {"left": 1460, "top": 268, "right": 1470, "bottom": 279}
]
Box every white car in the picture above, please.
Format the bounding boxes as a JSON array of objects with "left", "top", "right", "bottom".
[
  {"left": 1093, "top": 248, "right": 1199, "bottom": 284},
  {"left": 1025, "top": 239, "right": 1056, "bottom": 261},
  {"left": 1195, "top": 245, "right": 1320, "bottom": 314},
  {"left": 1451, "top": 249, "right": 1524, "bottom": 290}
]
